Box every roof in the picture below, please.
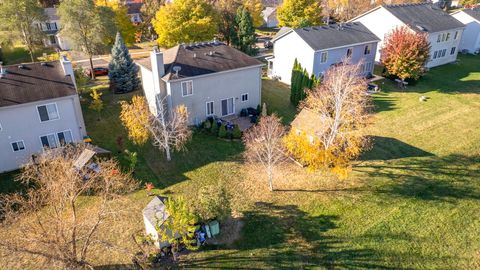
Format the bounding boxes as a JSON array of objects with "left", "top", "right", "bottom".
[
  {"left": 382, "top": 3, "right": 465, "bottom": 33},
  {"left": 127, "top": 3, "right": 142, "bottom": 15},
  {"left": 291, "top": 109, "right": 330, "bottom": 136},
  {"left": 143, "top": 196, "right": 169, "bottom": 227},
  {"left": 262, "top": 7, "right": 277, "bottom": 18},
  {"left": 136, "top": 42, "right": 264, "bottom": 81},
  {"left": 275, "top": 22, "right": 380, "bottom": 51},
  {"left": 0, "top": 61, "right": 76, "bottom": 108},
  {"left": 461, "top": 9, "right": 480, "bottom": 22},
  {"left": 44, "top": 8, "right": 59, "bottom": 21}
]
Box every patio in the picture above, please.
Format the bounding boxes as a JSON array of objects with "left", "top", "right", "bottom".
[{"left": 221, "top": 115, "right": 255, "bottom": 131}]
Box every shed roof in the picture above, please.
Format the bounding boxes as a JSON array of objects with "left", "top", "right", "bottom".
[{"left": 142, "top": 196, "right": 169, "bottom": 227}]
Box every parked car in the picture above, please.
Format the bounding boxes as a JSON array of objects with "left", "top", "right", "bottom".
[
  {"left": 85, "top": 67, "right": 109, "bottom": 77},
  {"left": 263, "top": 40, "right": 273, "bottom": 49},
  {"left": 367, "top": 83, "right": 379, "bottom": 93}
]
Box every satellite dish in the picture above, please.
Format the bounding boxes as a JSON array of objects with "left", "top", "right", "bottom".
[{"left": 173, "top": 66, "right": 182, "bottom": 78}]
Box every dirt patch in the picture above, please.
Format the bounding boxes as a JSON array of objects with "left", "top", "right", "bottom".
[{"left": 206, "top": 215, "right": 244, "bottom": 247}]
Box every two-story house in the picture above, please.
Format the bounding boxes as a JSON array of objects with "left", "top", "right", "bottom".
[
  {"left": 351, "top": 3, "right": 465, "bottom": 68},
  {"left": 136, "top": 41, "right": 264, "bottom": 125},
  {"left": 268, "top": 22, "right": 380, "bottom": 85},
  {"left": 38, "top": 8, "right": 71, "bottom": 51},
  {"left": 0, "top": 57, "right": 87, "bottom": 172},
  {"left": 452, "top": 9, "right": 480, "bottom": 54}
]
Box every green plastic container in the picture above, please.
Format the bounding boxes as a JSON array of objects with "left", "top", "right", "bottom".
[{"left": 208, "top": 220, "right": 220, "bottom": 236}]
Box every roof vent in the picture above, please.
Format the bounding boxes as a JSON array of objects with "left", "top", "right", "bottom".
[
  {"left": 0, "top": 63, "right": 7, "bottom": 79},
  {"left": 18, "top": 64, "right": 25, "bottom": 69},
  {"left": 213, "top": 38, "right": 219, "bottom": 45},
  {"left": 40, "top": 62, "right": 47, "bottom": 66},
  {"left": 193, "top": 53, "right": 197, "bottom": 58},
  {"left": 209, "top": 51, "right": 214, "bottom": 56},
  {"left": 172, "top": 66, "right": 181, "bottom": 78}
]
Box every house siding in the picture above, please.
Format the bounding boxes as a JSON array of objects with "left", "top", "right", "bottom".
[
  {"left": 427, "top": 29, "right": 464, "bottom": 67},
  {"left": 452, "top": 11, "right": 480, "bottom": 53},
  {"left": 0, "top": 95, "right": 87, "bottom": 172}
]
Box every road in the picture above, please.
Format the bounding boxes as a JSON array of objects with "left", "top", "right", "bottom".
[{"left": 71, "top": 50, "right": 150, "bottom": 69}]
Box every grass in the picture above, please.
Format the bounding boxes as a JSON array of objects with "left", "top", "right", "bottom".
[
  {"left": 1, "top": 46, "right": 55, "bottom": 65},
  {"left": 1, "top": 55, "right": 480, "bottom": 269}
]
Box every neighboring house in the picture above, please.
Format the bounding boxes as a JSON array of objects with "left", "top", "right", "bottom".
[
  {"left": 127, "top": 2, "right": 143, "bottom": 24},
  {"left": 351, "top": 3, "right": 465, "bottom": 68},
  {"left": 136, "top": 41, "right": 264, "bottom": 125},
  {"left": 268, "top": 22, "right": 380, "bottom": 85},
  {"left": 38, "top": 8, "right": 72, "bottom": 51},
  {"left": 262, "top": 7, "right": 278, "bottom": 28},
  {"left": 452, "top": 9, "right": 480, "bottom": 54},
  {"left": 0, "top": 57, "right": 87, "bottom": 172}
]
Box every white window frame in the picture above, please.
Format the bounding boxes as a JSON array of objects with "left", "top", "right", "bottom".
[
  {"left": 364, "top": 45, "right": 371, "bottom": 55},
  {"left": 241, "top": 93, "right": 248, "bottom": 102},
  {"left": 11, "top": 140, "right": 26, "bottom": 152},
  {"left": 320, "top": 51, "right": 328, "bottom": 63},
  {"left": 57, "top": 129, "right": 74, "bottom": 146},
  {"left": 454, "top": 31, "right": 459, "bottom": 40},
  {"left": 37, "top": 103, "right": 60, "bottom": 122},
  {"left": 446, "top": 32, "right": 451, "bottom": 41},
  {"left": 220, "top": 97, "right": 235, "bottom": 117},
  {"left": 39, "top": 133, "right": 58, "bottom": 149},
  {"left": 206, "top": 101, "right": 214, "bottom": 116},
  {"left": 181, "top": 80, "right": 193, "bottom": 97},
  {"left": 346, "top": 47, "right": 353, "bottom": 58},
  {"left": 437, "top": 34, "right": 441, "bottom": 43},
  {"left": 365, "top": 62, "right": 373, "bottom": 73}
]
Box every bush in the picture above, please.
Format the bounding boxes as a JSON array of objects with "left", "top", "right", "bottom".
[
  {"left": 202, "top": 120, "right": 211, "bottom": 130},
  {"left": 232, "top": 125, "right": 242, "bottom": 139},
  {"left": 194, "top": 184, "right": 231, "bottom": 222},
  {"left": 211, "top": 120, "right": 219, "bottom": 135},
  {"left": 218, "top": 124, "right": 228, "bottom": 138}
]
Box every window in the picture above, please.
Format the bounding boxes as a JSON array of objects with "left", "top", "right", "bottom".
[
  {"left": 206, "top": 101, "right": 214, "bottom": 116},
  {"left": 181, "top": 81, "right": 193, "bottom": 96},
  {"left": 49, "top": 35, "right": 56, "bottom": 44},
  {"left": 268, "top": 61, "right": 273, "bottom": 69},
  {"left": 320, "top": 52, "right": 328, "bottom": 63},
  {"left": 454, "top": 31, "right": 459, "bottom": 40},
  {"left": 365, "top": 62, "right": 373, "bottom": 73},
  {"left": 11, "top": 141, "right": 25, "bottom": 152},
  {"left": 57, "top": 130, "right": 73, "bottom": 146},
  {"left": 451, "top": 47, "right": 456, "bottom": 55},
  {"left": 433, "top": 51, "right": 438, "bottom": 59},
  {"left": 221, "top": 98, "right": 234, "bottom": 116},
  {"left": 241, "top": 93, "right": 248, "bottom": 102},
  {"left": 437, "top": 34, "right": 441, "bottom": 43},
  {"left": 364, "top": 45, "right": 371, "bottom": 55},
  {"left": 442, "top": 49, "right": 446, "bottom": 57},
  {"left": 441, "top": 33, "right": 446, "bottom": 42},
  {"left": 346, "top": 48, "right": 353, "bottom": 58},
  {"left": 446, "top": 32, "right": 451, "bottom": 41},
  {"left": 40, "top": 134, "right": 57, "bottom": 149},
  {"left": 37, "top": 103, "right": 59, "bottom": 122}
]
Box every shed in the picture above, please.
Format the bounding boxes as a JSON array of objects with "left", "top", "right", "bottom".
[{"left": 142, "top": 196, "right": 172, "bottom": 248}]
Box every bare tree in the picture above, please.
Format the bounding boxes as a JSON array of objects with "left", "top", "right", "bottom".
[
  {"left": 243, "top": 114, "right": 286, "bottom": 191},
  {"left": 0, "top": 145, "right": 138, "bottom": 269}
]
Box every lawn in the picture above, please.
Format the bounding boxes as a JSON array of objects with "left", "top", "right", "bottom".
[
  {"left": 1, "top": 55, "right": 479, "bottom": 269},
  {"left": 1, "top": 46, "right": 55, "bottom": 65}
]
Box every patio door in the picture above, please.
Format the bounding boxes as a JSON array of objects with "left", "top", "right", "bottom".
[{"left": 221, "top": 98, "right": 234, "bottom": 116}]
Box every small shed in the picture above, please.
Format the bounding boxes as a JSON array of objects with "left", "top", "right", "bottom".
[{"left": 142, "top": 196, "right": 172, "bottom": 248}]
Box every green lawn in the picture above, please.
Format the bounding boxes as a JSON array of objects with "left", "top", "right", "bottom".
[
  {"left": 1, "top": 46, "right": 55, "bottom": 65},
  {"left": 1, "top": 55, "right": 479, "bottom": 269}
]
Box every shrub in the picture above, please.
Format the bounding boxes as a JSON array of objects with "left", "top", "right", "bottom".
[
  {"left": 218, "top": 124, "right": 228, "bottom": 138},
  {"left": 202, "top": 120, "right": 211, "bottom": 130},
  {"left": 211, "top": 120, "right": 219, "bottom": 135},
  {"left": 232, "top": 125, "right": 242, "bottom": 139},
  {"left": 194, "top": 184, "right": 231, "bottom": 222}
]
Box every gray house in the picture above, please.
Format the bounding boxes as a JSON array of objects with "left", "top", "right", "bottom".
[
  {"left": 268, "top": 22, "right": 380, "bottom": 85},
  {"left": 137, "top": 42, "right": 264, "bottom": 125},
  {"left": 0, "top": 57, "right": 87, "bottom": 172}
]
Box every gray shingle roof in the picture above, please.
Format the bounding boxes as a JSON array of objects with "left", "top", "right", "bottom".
[
  {"left": 383, "top": 3, "right": 465, "bottom": 33},
  {"left": 136, "top": 42, "right": 264, "bottom": 81},
  {"left": 0, "top": 62, "right": 76, "bottom": 108},
  {"left": 463, "top": 9, "right": 480, "bottom": 22},
  {"left": 277, "top": 22, "right": 380, "bottom": 51}
]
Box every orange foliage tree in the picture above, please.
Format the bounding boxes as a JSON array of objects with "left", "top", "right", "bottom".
[{"left": 380, "top": 26, "right": 430, "bottom": 81}]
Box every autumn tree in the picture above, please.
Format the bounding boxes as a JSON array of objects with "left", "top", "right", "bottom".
[
  {"left": 153, "top": 0, "right": 217, "bottom": 47},
  {"left": 0, "top": 0, "right": 46, "bottom": 63},
  {"left": 214, "top": 0, "right": 240, "bottom": 45},
  {"left": 139, "top": 0, "right": 165, "bottom": 40},
  {"left": 284, "top": 62, "right": 371, "bottom": 177},
  {"left": 0, "top": 145, "right": 138, "bottom": 269},
  {"left": 95, "top": 0, "right": 137, "bottom": 46},
  {"left": 381, "top": 26, "right": 430, "bottom": 82},
  {"left": 460, "top": 0, "right": 480, "bottom": 6},
  {"left": 277, "top": 0, "right": 322, "bottom": 28},
  {"left": 242, "top": 0, "right": 264, "bottom": 27},
  {"left": 243, "top": 114, "right": 286, "bottom": 191},
  {"left": 89, "top": 88, "right": 104, "bottom": 120},
  {"left": 120, "top": 96, "right": 192, "bottom": 161}
]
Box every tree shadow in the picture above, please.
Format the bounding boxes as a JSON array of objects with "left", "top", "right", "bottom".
[
  {"left": 360, "top": 136, "right": 434, "bottom": 161},
  {"left": 180, "top": 202, "right": 403, "bottom": 269},
  {"left": 355, "top": 154, "right": 480, "bottom": 202},
  {"left": 372, "top": 92, "right": 398, "bottom": 113}
]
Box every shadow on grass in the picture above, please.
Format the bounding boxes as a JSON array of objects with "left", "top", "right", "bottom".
[
  {"left": 181, "top": 202, "right": 399, "bottom": 269},
  {"left": 360, "top": 136, "right": 434, "bottom": 161},
  {"left": 372, "top": 92, "right": 398, "bottom": 113},
  {"left": 356, "top": 154, "right": 480, "bottom": 202}
]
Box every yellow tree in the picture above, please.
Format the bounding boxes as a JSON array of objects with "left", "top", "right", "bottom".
[
  {"left": 284, "top": 61, "right": 371, "bottom": 178},
  {"left": 95, "top": 0, "right": 136, "bottom": 45},
  {"left": 153, "top": 0, "right": 218, "bottom": 47},
  {"left": 277, "top": 0, "right": 322, "bottom": 28},
  {"left": 119, "top": 95, "right": 151, "bottom": 145},
  {"left": 243, "top": 0, "right": 263, "bottom": 27},
  {"left": 89, "top": 88, "right": 104, "bottom": 120}
]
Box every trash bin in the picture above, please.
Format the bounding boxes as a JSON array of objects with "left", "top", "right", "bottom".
[{"left": 208, "top": 220, "right": 220, "bottom": 236}]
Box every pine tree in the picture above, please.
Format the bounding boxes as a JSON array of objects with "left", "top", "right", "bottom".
[
  {"left": 108, "top": 32, "right": 140, "bottom": 93},
  {"left": 290, "top": 59, "right": 300, "bottom": 104},
  {"left": 233, "top": 7, "right": 257, "bottom": 56}
]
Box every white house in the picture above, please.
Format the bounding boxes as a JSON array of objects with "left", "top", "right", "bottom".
[
  {"left": 136, "top": 42, "right": 264, "bottom": 125},
  {"left": 0, "top": 57, "right": 87, "bottom": 172},
  {"left": 262, "top": 7, "right": 278, "bottom": 28},
  {"left": 38, "top": 8, "right": 72, "bottom": 51},
  {"left": 351, "top": 3, "right": 465, "bottom": 68},
  {"left": 268, "top": 22, "right": 380, "bottom": 85},
  {"left": 452, "top": 9, "right": 480, "bottom": 54},
  {"left": 127, "top": 3, "right": 143, "bottom": 24}
]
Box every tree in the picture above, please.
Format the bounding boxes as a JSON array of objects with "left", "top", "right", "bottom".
[
  {"left": 277, "top": 0, "right": 322, "bottom": 28},
  {"left": 58, "top": 0, "right": 117, "bottom": 79},
  {"left": 192, "top": 184, "right": 232, "bottom": 221},
  {"left": 120, "top": 96, "right": 192, "bottom": 161},
  {"left": 157, "top": 196, "right": 197, "bottom": 261},
  {"left": 243, "top": 114, "right": 286, "bottom": 191},
  {"left": 0, "top": 0, "right": 46, "bottom": 63},
  {"left": 381, "top": 26, "right": 430, "bottom": 82},
  {"left": 152, "top": 0, "right": 218, "bottom": 47},
  {"left": 242, "top": 0, "right": 264, "bottom": 27},
  {"left": 89, "top": 88, "right": 104, "bottom": 119},
  {"left": 232, "top": 7, "right": 257, "bottom": 55},
  {"left": 460, "top": 0, "right": 480, "bottom": 6},
  {"left": 290, "top": 59, "right": 318, "bottom": 106},
  {"left": 0, "top": 145, "right": 138, "bottom": 269},
  {"left": 95, "top": 0, "right": 137, "bottom": 46},
  {"left": 215, "top": 0, "right": 241, "bottom": 45},
  {"left": 108, "top": 32, "right": 140, "bottom": 93},
  {"left": 284, "top": 62, "right": 371, "bottom": 177},
  {"left": 39, "top": 0, "right": 60, "bottom": 8},
  {"left": 139, "top": 0, "right": 165, "bottom": 40}
]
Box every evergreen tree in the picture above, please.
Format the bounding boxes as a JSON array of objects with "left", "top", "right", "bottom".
[
  {"left": 290, "top": 59, "right": 300, "bottom": 104},
  {"left": 108, "top": 32, "right": 140, "bottom": 93},
  {"left": 233, "top": 7, "right": 257, "bottom": 56},
  {"left": 290, "top": 60, "right": 318, "bottom": 106}
]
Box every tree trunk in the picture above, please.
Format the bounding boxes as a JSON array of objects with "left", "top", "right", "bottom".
[
  {"left": 165, "top": 144, "right": 171, "bottom": 161},
  {"left": 89, "top": 56, "right": 96, "bottom": 80},
  {"left": 267, "top": 166, "right": 273, "bottom": 192}
]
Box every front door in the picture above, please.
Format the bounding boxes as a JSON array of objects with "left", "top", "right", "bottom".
[{"left": 221, "top": 98, "right": 234, "bottom": 116}]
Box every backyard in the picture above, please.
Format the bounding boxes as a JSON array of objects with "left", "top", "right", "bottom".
[{"left": 1, "top": 55, "right": 480, "bottom": 269}]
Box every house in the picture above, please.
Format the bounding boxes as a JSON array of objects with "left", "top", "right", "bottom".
[
  {"left": 127, "top": 3, "right": 143, "bottom": 24},
  {"left": 452, "top": 9, "right": 480, "bottom": 54},
  {"left": 0, "top": 57, "right": 87, "bottom": 172},
  {"left": 268, "top": 22, "right": 380, "bottom": 85},
  {"left": 143, "top": 196, "right": 173, "bottom": 248},
  {"left": 136, "top": 41, "right": 264, "bottom": 125},
  {"left": 38, "top": 8, "right": 71, "bottom": 51},
  {"left": 262, "top": 7, "right": 278, "bottom": 28},
  {"left": 351, "top": 3, "right": 465, "bottom": 68}
]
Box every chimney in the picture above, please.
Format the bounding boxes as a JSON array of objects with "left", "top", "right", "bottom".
[
  {"left": 60, "top": 55, "right": 76, "bottom": 88},
  {"left": 151, "top": 46, "right": 165, "bottom": 77}
]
